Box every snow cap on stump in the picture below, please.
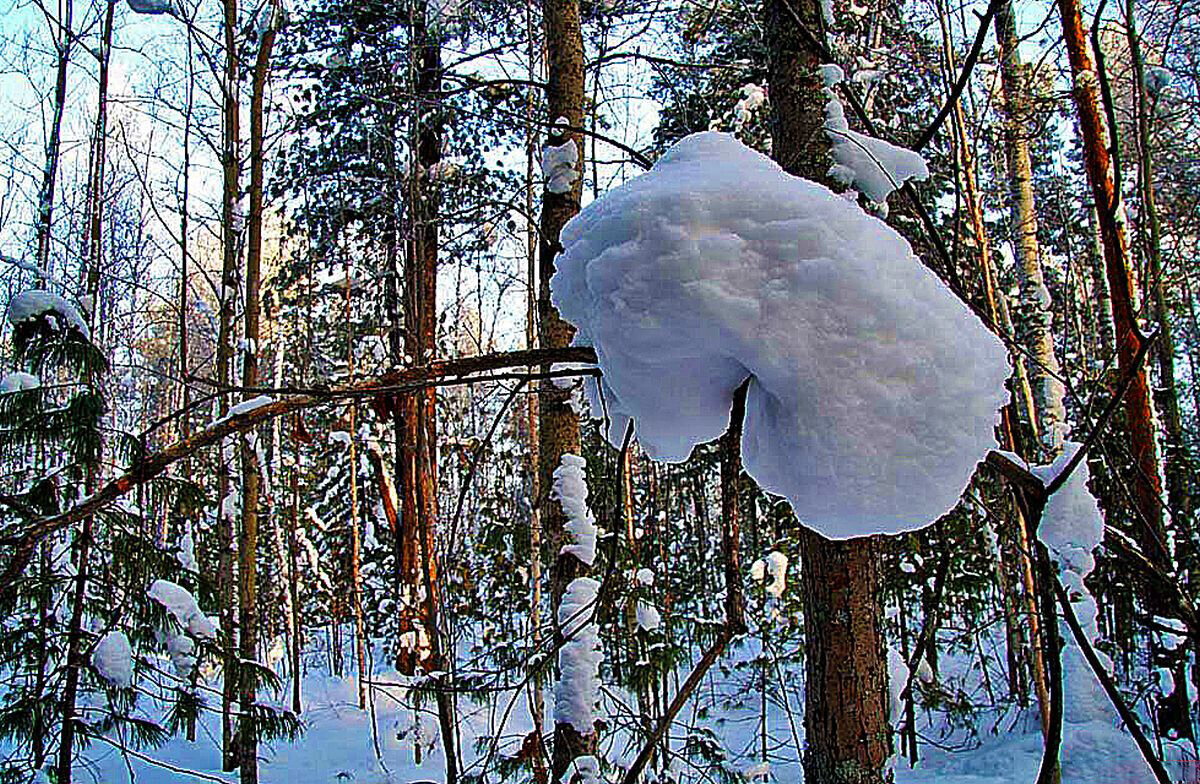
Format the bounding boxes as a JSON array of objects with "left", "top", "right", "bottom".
[{"left": 551, "top": 132, "right": 1008, "bottom": 538}]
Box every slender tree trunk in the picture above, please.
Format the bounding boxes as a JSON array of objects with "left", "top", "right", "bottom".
[
  {"left": 54, "top": 515, "right": 93, "bottom": 784},
  {"left": 524, "top": 9, "right": 547, "bottom": 772},
  {"left": 765, "top": 2, "right": 892, "bottom": 781},
  {"left": 1056, "top": 0, "right": 1170, "bottom": 582},
  {"left": 217, "top": 0, "right": 242, "bottom": 765},
  {"left": 31, "top": 542, "right": 51, "bottom": 767},
  {"left": 83, "top": 0, "right": 114, "bottom": 318},
  {"left": 288, "top": 444, "right": 302, "bottom": 714},
  {"left": 237, "top": 19, "right": 276, "bottom": 783},
  {"left": 34, "top": 0, "right": 73, "bottom": 275},
  {"left": 995, "top": 0, "right": 1067, "bottom": 459}
]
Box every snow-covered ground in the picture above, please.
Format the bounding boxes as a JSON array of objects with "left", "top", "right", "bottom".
[{"left": 68, "top": 638, "right": 1169, "bottom": 784}]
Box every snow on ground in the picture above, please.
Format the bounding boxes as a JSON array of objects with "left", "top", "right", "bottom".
[
  {"left": 551, "top": 131, "right": 1008, "bottom": 538},
  {"left": 0, "top": 371, "right": 40, "bottom": 392},
  {"left": 66, "top": 633, "right": 1167, "bottom": 784}
]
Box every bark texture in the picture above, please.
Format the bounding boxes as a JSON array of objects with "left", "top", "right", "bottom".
[
  {"left": 765, "top": 1, "right": 892, "bottom": 781},
  {"left": 995, "top": 0, "right": 1067, "bottom": 459},
  {"left": 536, "top": 0, "right": 590, "bottom": 779}
]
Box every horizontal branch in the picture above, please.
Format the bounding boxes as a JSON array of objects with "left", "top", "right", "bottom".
[{"left": 0, "top": 346, "right": 598, "bottom": 592}]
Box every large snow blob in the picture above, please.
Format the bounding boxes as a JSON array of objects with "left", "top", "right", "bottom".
[{"left": 551, "top": 132, "right": 1008, "bottom": 537}]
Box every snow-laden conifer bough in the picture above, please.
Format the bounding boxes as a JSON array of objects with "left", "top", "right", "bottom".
[
  {"left": 6, "top": 289, "right": 90, "bottom": 339},
  {"left": 551, "top": 131, "right": 1009, "bottom": 538},
  {"left": 92, "top": 630, "right": 133, "bottom": 689}
]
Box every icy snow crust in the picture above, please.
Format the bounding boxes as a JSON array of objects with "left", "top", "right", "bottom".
[{"left": 552, "top": 132, "right": 1009, "bottom": 537}]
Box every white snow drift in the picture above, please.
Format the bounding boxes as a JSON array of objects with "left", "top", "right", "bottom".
[{"left": 551, "top": 131, "right": 1008, "bottom": 538}]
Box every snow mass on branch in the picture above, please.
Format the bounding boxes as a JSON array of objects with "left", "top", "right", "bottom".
[
  {"left": 821, "top": 65, "right": 928, "bottom": 208},
  {"left": 6, "top": 290, "right": 90, "bottom": 338},
  {"left": 551, "top": 131, "right": 1009, "bottom": 538},
  {"left": 148, "top": 579, "right": 218, "bottom": 640},
  {"left": 92, "top": 630, "right": 133, "bottom": 688}
]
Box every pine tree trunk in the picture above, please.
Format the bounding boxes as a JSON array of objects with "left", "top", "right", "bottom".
[
  {"left": 765, "top": 2, "right": 892, "bottom": 781},
  {"left": 395, "top": 7, "right": 443, "bottom": 682},
  {"left": 995, "top": 0, "right": 1067, "bottom": 460},
  {"left": 1125, "top": 3, "right": 1192, "bottom": 542},
  {"left": 1056, "top": 0, "right": 1170, "bottom": 582},
  {"left": 798, "top": 529, "right": 892, "bottom": 784},
  {"left": 537, "top": 1, "right": 590, "bottom": 779}
]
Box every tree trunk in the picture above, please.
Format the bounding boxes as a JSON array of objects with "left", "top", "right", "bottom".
[
  {"left": 54, "top": 515, "right": 93, "bottom": 784},
  {"left": 1056, "top": 0, "right": 1170, "bottom": 582},
  {"left": 537, "top": 0, "right": 589, "bottom": 779},
  {"left": 995, "top": 0, "right": 1068, "bottom": 460},
  {"left": 765, "top": 2, "right": 892, "bottom": 781},
  {"left": 798, "top": 529, "right": 892, "bottom": 784},
  {"left": 1125, "top": 1, "right": 1192, "bottom": 545},
  {"left": 395, "top": 5, "right": 443, "bottom": 682},
  {"left": 524, "top": 12, "right": 548, "bottom": 771},
  {"left": 217, "top": 0, "right": 242, "bottom": 765},
  {"left": 33, "top": 0, "right": 73, "bottom": 275},
  {"left": 288, "top": 446, "right": 303, "bottom": 714},
  {"left": 237, "top": 18, "right": 276, "bottom": 783}
]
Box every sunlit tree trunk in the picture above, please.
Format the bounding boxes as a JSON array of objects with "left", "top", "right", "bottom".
[
  {"left": 536, "top": 0, "right": 591, "bottom": 779},
  {"left": 995, "top": 0, "right": 1067, "bottom": 459},
  {"left": 237, "top": 15, "right": 277, "bottom": 783},
  {"left": 1056, "top": 0, "right": 1170, "bottom": 584}
]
